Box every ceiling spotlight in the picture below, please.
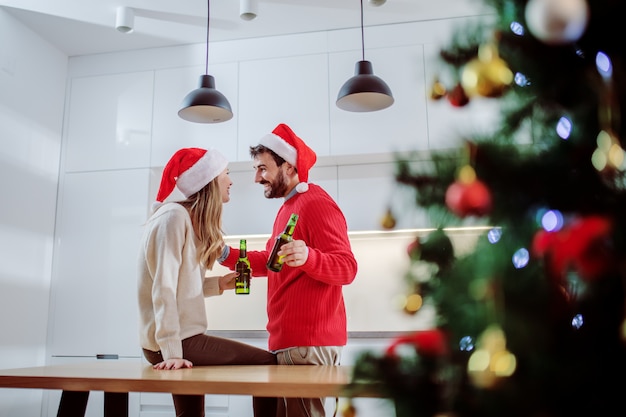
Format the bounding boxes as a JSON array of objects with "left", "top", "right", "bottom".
[
  {"left": 240, "top": 0, "right": 258, "bottom": 21},
  {"left": 115, "top": 6, "right": 134, "bottom": 33},
  {"left": 369, "top": 0, "right": 387, "bottom": 5}
]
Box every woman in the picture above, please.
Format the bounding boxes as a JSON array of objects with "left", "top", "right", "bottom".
[{"left": 137, "top": 147, "right": 277, "bottom": 417}]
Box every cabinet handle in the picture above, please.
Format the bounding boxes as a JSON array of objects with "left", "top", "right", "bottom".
[{"left": 96, "top": 354, "right": 119, "bottom": 360}]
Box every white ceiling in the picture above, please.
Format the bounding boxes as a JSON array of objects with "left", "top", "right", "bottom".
[{"left": 0, "top": 0, "right": 491, "bottom": 57}]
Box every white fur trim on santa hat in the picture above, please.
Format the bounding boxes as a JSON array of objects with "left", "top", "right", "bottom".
[
  {"left": 177, "top": 149, "right": 228, "bottom": 197},
  {"left": 295, "top": 182, "right": 309, "bottom": 193},
  {"left": 151, "top": 201, "right": 163, "bottom": 213},
  {"left": 259, "top": 133, "right": 297, "bottom": 165}
]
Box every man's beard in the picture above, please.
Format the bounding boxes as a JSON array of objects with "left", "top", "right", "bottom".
[{"left": 263, "top": 169, "right": 289, "bottom": 199}]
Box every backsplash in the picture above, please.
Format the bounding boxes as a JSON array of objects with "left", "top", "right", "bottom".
[{"left": 206, "top": 228, "right": 485, "bottom": 332}]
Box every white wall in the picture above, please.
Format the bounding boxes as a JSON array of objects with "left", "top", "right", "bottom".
[{"left": 0, "top": 8, "right": 67, "bottom": 417}]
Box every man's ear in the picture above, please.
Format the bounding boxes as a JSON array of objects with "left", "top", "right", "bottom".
[{"left": 284, "top": 163, "right": 296, "bottom": 175}]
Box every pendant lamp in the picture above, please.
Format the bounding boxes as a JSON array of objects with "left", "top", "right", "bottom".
[
  {"left": 336, "top": 0, "right": 394, "bottom": 112},
  {"left": 179, "top": 0, "right": 233, "bottom": 123}
]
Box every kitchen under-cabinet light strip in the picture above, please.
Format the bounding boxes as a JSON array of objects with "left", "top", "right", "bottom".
[{"left": 225, "top": 226, "right": 495, "bottom": 241}]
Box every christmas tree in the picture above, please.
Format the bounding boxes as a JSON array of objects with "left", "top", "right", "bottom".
[{"left": 344, "top": 1, "right": 626, "bottom": 416}]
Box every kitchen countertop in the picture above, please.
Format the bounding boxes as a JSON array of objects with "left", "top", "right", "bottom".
[{"left": 207, "top": 330, "right": 414, "bottom": 339}]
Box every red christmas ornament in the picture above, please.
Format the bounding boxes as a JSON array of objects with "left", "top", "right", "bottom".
[
  {"left": 532, "top": 228, "right": 568, "bottom": 283},
  {"left": 531, "top": 229, "right": 554, "bottom": 256},
  {"left": 569, "top": 216, "right": 614, "bottom": 280},
  {"left": 406, "top": 238, "right": 420, "bottom": 259},
  {"left": 531, "top": 215, "right": 615, "bottom": 282},
  {"left": 386, "top": 329, "right": 448, "bottom": 357},
  {"left": 447, "top": 82, "right": 470, "bottom": 107},
  {"left": 445, "top": 179, "right": 492, "bottom": 217}
]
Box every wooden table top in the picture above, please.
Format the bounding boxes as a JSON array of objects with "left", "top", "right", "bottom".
[{"left": 0, "top": 361, "right": 377, "bottom": 398}]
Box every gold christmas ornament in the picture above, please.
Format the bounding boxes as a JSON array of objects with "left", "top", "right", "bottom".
[
  {"left": 458, "top": 164, "right": 477, "bottom": 184},
  {"left": 461, "top": 43, "right": 513, "bottom": 98},
  {"left": 591, "top": 129, "right": 625, "bottom": 172},
  {"left": 430, "top": 78, "right": 447, "bottom": 100},
  {"left": 341, "top": 400, "right": 357, "bottom": 417},
  {"left": 403, "top": 292, "right": 423, "bottom": 315},
  {"left": 467, "top": 324, "right": 517, "bottom": 388},
  {"left": 380, "top": 207, "right": 397, "bottom": 230}
]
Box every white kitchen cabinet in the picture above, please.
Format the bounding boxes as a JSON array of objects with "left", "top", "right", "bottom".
[
  {"left": 48, "top": 169, "right": 149, "bottom": 357},
  {"left": 329, "top": 44, "right": 429, "bottom": 156},
  {"left": 237, "top": 53, "right": 331, "bottom": 161},
  {"left": 151, "top": 64, "right": 240, "bottom": 166},
  {"left": 338, "top": 162, "right": 396, "bottom": 232},
  {"left": 64, "top": 72, "right": 153, "bottom": 172},
  {"left": 337, "top": 161, "right": 431, "bottom": 232},
  {"left": 221, "top": 168, "right": 283, "bottom": 236},
  {"left": 308, "top": 165, "right": 340, "bottom": 201},
  {"left": 139, "top": 391, "right": 230, "bottom": 417}
]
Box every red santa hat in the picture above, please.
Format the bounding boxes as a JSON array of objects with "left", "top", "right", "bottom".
[
  {"left": 155, "top": 147, "right": 228, "bottom": 207},
  {"left": 259, "top": 123, "right": 317, "bottom": 193}
]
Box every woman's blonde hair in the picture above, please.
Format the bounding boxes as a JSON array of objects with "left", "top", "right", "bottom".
[{"left": 181, "top": 177, "right": 224, "bottom": 269}]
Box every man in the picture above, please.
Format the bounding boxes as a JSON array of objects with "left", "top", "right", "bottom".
[{"left": 220, "top": 123, "right": 358, "bottom": 417}]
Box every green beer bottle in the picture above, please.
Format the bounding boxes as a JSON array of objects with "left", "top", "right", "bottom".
[
  {"left": 267, "top": 213, "right": 299, "bottom": 272},
  {"left": 235, "top": 239, "right": 251, "bottom": 294}
]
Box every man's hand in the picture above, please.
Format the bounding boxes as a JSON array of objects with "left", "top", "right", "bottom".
[{"left": 278, "top": 240, "right": 309, "bottom": 267}]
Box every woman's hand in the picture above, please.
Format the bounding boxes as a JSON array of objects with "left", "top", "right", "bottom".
[
  {"left": 218, "top": 272, "right": 238, "bottom": 291},
  {"left": 152, "top": 358, "right": 193, "bottom": 370}
]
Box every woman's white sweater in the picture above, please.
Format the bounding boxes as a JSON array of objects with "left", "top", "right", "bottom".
[{"left": 137, "top": 203, "right": 222, "bottom": 360}]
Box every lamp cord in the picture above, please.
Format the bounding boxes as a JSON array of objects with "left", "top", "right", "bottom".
[
  {"left": 205, "top": 0, "right": 210, "bottom": 75},
  {"left": 360, "top": 0, "right": 365, "bottom": 61}
]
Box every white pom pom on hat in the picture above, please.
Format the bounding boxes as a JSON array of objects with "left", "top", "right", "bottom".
[
  {"left": 259, "top": 123, "right": 317, "bottom": 193},
  {"left": 155, "top": 147, "right": 228, "bottom": 206}
]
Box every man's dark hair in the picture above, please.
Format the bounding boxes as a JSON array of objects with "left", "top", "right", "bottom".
[{"left": 249, "top": 145, "right": 290, "bottom": 170}]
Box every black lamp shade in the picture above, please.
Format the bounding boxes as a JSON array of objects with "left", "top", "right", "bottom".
[
  {"left": 336, "top": 61, "right": 394, "bottom": 112},
  {"left": 178, "top": 75, "right": 233, "bottom": 123}
]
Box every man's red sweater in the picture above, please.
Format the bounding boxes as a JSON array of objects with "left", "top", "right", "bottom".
[{"left": 222, "top": 184, "right": 358, "bottom": 351}]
